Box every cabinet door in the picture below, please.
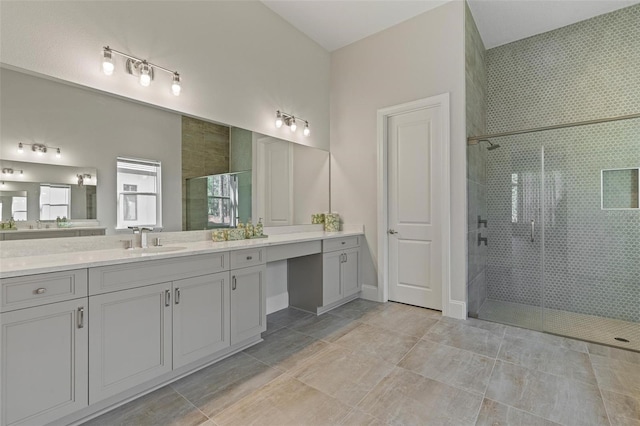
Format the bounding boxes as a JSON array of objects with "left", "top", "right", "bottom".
[
  {"left": 322, "top": 251, "right": 343, "bottom": 306},
  {"left": 342, "top": 248, "right": 361, "bottom": 297},
  {"left": 230, "top": 265, "right": 266, "bottom": 344},
  {"left": 173, "top": 272, "right": 230, "bottom": 369},
  {"left": 1, "top": 299, "right": 88, "bottom": 426},
  {"left": 89, "top": 283, "right": 172, "bottom": 404}
]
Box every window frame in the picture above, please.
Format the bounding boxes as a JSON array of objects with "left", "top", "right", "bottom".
[{"left": 116, "top": 157, "right": 162, "bottom": 230}]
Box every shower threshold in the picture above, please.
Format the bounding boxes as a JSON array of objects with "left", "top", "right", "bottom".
[{"left": 477, "top": 299, "right": 640, "bottom": 352}]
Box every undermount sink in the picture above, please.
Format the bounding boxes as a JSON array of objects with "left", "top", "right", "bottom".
[{"left": 125, "top": 246, "right": 187, "bottom": 255}]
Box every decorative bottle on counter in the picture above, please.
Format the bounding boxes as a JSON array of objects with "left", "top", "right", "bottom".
[
  {"left": 246, "top": 218, "right": 254, "bottom": 238},
  {"left": 254, "top": 218, "right": 264, "bottom": 237},
  {"left": 324, "top": 213, "right": 340, "bottom": 232}
]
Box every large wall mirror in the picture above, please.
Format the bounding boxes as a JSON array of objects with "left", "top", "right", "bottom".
[{"left": 0, "top": 68, "right": 329, "bottom": 237}]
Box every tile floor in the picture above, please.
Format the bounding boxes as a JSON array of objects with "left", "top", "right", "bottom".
[{"left": 84, "top": 299, "right": 640, "bottom": 426}]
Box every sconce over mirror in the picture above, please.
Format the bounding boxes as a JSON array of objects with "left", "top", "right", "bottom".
[{"left": 601, "top": 167, "right": 639, "bottom": 210}]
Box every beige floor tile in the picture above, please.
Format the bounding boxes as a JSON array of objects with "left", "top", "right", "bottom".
[
  {"left": 328, "top": 299, "right": 388, "bottom": 321},
  {"left": 601, "top": 389, "right": 640, "bottom": 426},
  {"left": 243, "top": 327, "right": 329, "bottom": 371},
  {"left": 363, "top": 302, "right": 440, "bottom": 338},
  {"left": 475, "top": 398, "right": 561, "bottom": 426},
  {"left": 267, "top": 307, "right": 314, "bottom": 327},
  {"left": 171, "top": 352, "right": 283, "bottom": 417},
  {"left": 334, "top": 323, "right": 418, "bottom": 364},
  {"left": 498, "top": 334, "right": 598, "bottom": 385},
  {"left": 212, "top": 375, "right": 351, "bottom": 426},
  {"left": 84, "top": 386, "right": 207, "bottom": 426},
  {"left": 503, "top": 325, "right": 589, "bottom": 353},
  {"left": 357, "top": 367, "right": 481, "bottom": 425},
  {"left": 290, "top": 312, "right": 362, "bottom": 342},
  {"left": 398, "top": 339, "right": 494, "bottom": 394},
  {"left": 424, "top": 319, "right": 502, "bottom": 358},
  {"left": 486, "top": 360, "right": 609, "bottom": 426},
  {"left": 590, "top": 355, "right": 640, "bottom": 398},
  {"left": 588, "top": 343, "right": 640, "bottom": 365},
  {"left": 339, "top": 409, "right": 388, "bottom": 426},
  {"left": 292, "top": 344, "right": 395, "bottom": 406}
]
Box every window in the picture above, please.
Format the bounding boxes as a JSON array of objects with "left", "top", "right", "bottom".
[
  {"left": 207, "top": 174, "right": 233, "bottom": 227},
  {"left": 11, "top": 196, "right": 27, "bottom": 221},
  {"left": 117, "top": 157, "right": 161, "bottom": 229},
  {"left": 39, "top": 184, "right": 70, "bottom": 220}
]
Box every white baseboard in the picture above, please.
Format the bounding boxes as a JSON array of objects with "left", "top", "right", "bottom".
[
  {"left": 444, "top": 300, "right": 467, "bottom": 319},
  {"left": 266, "top": 292, "right": 289, "bottom": 314},
  {"left": 360, "top": 284, "right": 379, "bottom": 301}
]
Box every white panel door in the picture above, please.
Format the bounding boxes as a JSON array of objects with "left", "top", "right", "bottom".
[
  {"left": 173, "top": 272, "right": 230, "bottom": 369},
  {"left": 89, "top": 282, "right": 172, "bottom": 404},
  {"left": 257, "top": 137, "right": 293, "bottom": 226},
  {"left": 388, "top": 107, "right": 443, "bottom": 309},
  {"left": 1, "top": 299, "right": 88, "bottom": 426}
]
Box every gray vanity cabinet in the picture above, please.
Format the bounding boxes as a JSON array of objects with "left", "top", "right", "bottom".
[
  {"left": 322, "top": 237, "right": 361, "bottom": 308},
  {"left": 230, "top": 262, "right": 266, "bottom": 344},
  {"left": 0, "top": 299, "right": 88, "bottom": 426},
  {"left": 173, "top": 271, "right": 230, "bottom": 368},
  {"left": 88, "top": 282, "right": 173, "bottom": 404}
]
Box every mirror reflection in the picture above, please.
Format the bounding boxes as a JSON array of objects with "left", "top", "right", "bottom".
[{"left": 0, "top": 160, "right": 97, "bottom": 222}]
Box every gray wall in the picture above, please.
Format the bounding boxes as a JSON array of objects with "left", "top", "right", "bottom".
[
  {"left": 465, "top": 2, "right": 488, "bottom": 317},
  {"left": 484, "top": 4, "right": 640, "bottom": 322}
]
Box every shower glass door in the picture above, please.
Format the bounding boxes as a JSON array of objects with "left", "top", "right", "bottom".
[{"left": 481, "top": 138, "right": 544, "bottom": 331}]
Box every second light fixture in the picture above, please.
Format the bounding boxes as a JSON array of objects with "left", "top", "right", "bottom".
[{"left": 275, "top": 111, "right": 310, "bottom": 136}]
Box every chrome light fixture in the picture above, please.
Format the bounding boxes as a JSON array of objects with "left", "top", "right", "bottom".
[
  {"left": 274, "top": 110, "right": 310, "bottom": 137},
  {"left": 102, "top": 46, "right": 182, "bottom": 96},
  {"left": 17, "top": 142, "right": 62, "bottom": 158}
]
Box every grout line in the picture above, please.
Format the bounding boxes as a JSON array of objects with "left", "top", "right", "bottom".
[
  {"left": 170, "top": 386, "right": 213, "bottom": 424},
  {"left": 471, "top": 332, "right": 502, "bottom": 424},
  {"left": 588, "top": 351, "right": 614, "bottom": 426}
]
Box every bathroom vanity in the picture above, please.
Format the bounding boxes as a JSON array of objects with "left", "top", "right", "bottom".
[{"left": 0, "top": 229, "right": 362, "bottom": 426}]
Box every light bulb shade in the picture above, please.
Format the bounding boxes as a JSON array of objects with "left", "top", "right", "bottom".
[
  {"left": 290, "top": 118, "right": 297, "bottom": 132},
  {"left": 303, "top": 123, "right": 310, "bottom": 136},
  {"left": 139, "top": 63, "right": 151, "bottom": 87},
  {"left": 275, "top": 111, "right": 283, "bottom": 128},
  {"left": 17, "top": 143, "right": 24, "bottom": 153},
  {"left": 102, "top": 49, "right": 114, "bottom": 75},
  {"left": 171, "top": 74, "right": 181, "bottom": 96}
]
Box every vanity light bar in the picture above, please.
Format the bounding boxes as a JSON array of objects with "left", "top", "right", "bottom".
[
  {"left": 103, "top": 46, "right": 181, "bottom": 96},
  {"left": 275, "top": 110, "right": 310, "bottom": 137},
  {"left": 2, "top": 168, "right": 24, "bottom": 177},
  {"left": 17, "top": 142, "right": 61, "bottom": 158}
]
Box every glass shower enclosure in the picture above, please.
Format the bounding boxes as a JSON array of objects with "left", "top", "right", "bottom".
[{"left": 470, "top": 116, "right": 640, "bottom": 351}]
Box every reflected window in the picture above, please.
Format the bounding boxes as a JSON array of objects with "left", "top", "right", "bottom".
[
  {"left": 602, "top": 168, "right": 639, "bottom": 209},
  {"left": 117, "top": 158, "right": 161, "bottom": 229},
  {"left": 39, "top": 184, "right": 70, "bottom": 220},
  {"left": 12, "top": 196, "right": 27, "bottom": 221},
  {"left": 208, "top": 174, "right": 233, "bottom": 227}
]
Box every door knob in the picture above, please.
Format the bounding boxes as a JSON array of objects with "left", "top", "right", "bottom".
[{"left": 388, "top": 229, "right": 398, "bottom": 235}]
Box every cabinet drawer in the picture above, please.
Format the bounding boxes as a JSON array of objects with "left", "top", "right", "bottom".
[
  {"left": 1, "top": 269, "right": 88, "bottom": 312},
  {"left": 89, "top": 252, "right": 228, "bottom": 295},
  {"left": 323, "top": 236, "right": 360, "bottom": 253},
  {"left": 230, "top": 248, "right": 265, "bottom": 270}
]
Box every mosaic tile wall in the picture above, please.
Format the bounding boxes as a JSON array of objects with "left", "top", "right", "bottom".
[
  {"left": 465, "top": 1, "right": 488, "bottom": 317},
  {"left": 484, "top": 4, "right": 640, "bottom": 322}
]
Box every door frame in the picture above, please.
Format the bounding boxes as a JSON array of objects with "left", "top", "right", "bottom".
[{"left": 376, "top": 93, "right": 453, "bottom": 316}]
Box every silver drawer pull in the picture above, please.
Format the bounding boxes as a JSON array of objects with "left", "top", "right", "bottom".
[
  {"left": 175, "top": 288, "right": 180, "bottom": 305},
  {"left": 165, "top": 289, "right": 171, "bottom": 307},
  {"left": 246, "top": 256, "right": 253, "bottom": 260},
  {"left": 77, "top": 307, "right": 84, "bottom": 329},
  {"left": 232, "top": 276, "right": 237, "bottom": 291},
  {"left": 341, "top": 241, "right": 346, "bottom": 245},
  {"left": 34, "top": 288, "right": 47, "bottom": 295}
]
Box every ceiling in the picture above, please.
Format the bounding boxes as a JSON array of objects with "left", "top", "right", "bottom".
[{"left": 262, "top": 0, "right": 640, "bottom": 51}]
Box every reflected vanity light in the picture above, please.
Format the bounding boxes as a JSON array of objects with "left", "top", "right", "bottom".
[
  {"left": 2, "top": 168, "right": 24, "bottom": 177},
  {"left": 76, "top": 173, "right": 92, "bottom": 186},
  {"left": 102, "top": 46, "right": 181, "bottom": 96},
  {"left": 274, "top": 110, "right": 310, "bottom": 137},
  {"left": 17, "top": 142, "right": 61, "bottom": 158}
]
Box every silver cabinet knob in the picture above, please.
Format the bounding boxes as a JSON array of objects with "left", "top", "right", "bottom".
[
  {"left": 34, "top": 288, "right": 46, "bottom": 295},
  {"left": 388, "top": 229, "right": 398, "bottom": 234}
]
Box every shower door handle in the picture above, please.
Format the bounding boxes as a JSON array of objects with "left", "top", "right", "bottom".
[{"left": 530, "top": 220, "right": 535, "bottom": 242}]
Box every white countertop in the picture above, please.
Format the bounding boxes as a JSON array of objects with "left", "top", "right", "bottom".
[{"left": 0, "top": 230, "right": 363, "bottom": 278}]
